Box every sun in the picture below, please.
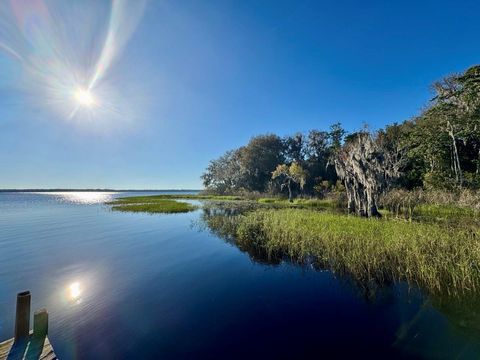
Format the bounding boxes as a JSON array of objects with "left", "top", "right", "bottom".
[
  {"left": 68, "top": 281, "right": 81, "bottom": 300},
  {"left": 74, "top": 88, "right": 95, "bottom": 107}
]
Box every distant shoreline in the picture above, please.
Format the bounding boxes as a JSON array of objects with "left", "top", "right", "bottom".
[{"left": 0, "top": 189, "right": 201, "bottom": 193}]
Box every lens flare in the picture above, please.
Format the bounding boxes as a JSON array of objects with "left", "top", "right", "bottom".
[
  {"left": 0, "top": 0, "right": 146, "bottom": 131},
  {"left": 74, "top": 88, "right": 95, "bottom": 107}
]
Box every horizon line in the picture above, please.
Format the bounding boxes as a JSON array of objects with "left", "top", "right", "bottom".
[{"left": 0, "top": 188, "right": 202, "bottom": 192}]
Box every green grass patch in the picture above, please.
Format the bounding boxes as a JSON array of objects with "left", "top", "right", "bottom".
[
  {"left": 110, "top": 194, "right": 334, "bottom": 210},
  {"left": 407, "top": 204, "right": 479, "bottom": 228},
  {"left": 257, "top": 197, "right": 278, "bottom": 203},
  {"left": 235, "top": 208, "right": 480, "bottom": 295},
  {"left": 108, "top": 194, "right": 241, "bottom": 205},
  {"left": 416, "top": 204, "right": 478, "bottom": 218},
  {"left": 257, "top": 197, "right": 335, "bottom": 208},
  {"left": 111, "top": 199, "right": 196, "bottom": 214},
  {"left": 292, "top": 198, "right": 336, "bottom": 208}
]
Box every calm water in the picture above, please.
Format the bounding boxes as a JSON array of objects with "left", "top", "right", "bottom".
[{"left": 1, "top": 192, "right": 480, "bottom": 359}]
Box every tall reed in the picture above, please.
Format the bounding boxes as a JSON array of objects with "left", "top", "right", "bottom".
[{"left": 236, "top": 209, "right": 480, "bottom": 295}]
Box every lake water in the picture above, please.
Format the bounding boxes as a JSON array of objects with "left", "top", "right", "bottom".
[{"left": 1, "top": 192, "right": 480, "bottom": 359}]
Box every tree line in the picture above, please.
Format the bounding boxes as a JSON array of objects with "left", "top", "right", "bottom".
[{"left": 202, "top": 65, "right": 480, "bottom": 216}]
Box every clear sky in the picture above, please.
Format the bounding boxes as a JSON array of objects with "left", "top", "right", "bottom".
[{"left": 0, "top": 0, "right": 479, "bottom": 189}]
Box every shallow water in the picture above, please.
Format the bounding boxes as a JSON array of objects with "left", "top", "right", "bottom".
[{"left": 0, "top": 192, "right": 479, "bottom": 359}]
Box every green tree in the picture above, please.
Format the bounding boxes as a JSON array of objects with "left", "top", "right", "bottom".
[
  {"left": 201, "top": 149, "right": 245, "bottom": 194},
  {"left": 329, "top": 122, "right": 346, "bottom": 151},
  {"left": 240, "top": 134, "right": 285, "bottom": 192},
  {"left": 303, "top": 129, "right": 337, "bottom": 194},
  {"left": 272, "top": 162, "right": 307, "bottom": 201},
  {"left": 405, "top": 65, "right": 480, "bottom": 189}
]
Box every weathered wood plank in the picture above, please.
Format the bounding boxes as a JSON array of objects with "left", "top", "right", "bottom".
[{"left": 0, "top": 333, "right": 57, "bottom": 360}]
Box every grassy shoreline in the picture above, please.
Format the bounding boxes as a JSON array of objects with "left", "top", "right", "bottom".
[
  {"left": 108, "top": 193, "right": 480, "bottom": 294},
  {"left": 235, "top": 208, "right": 480, "bottom": 295},
  {"left": 109, "top": 194, "right": 338, "bottom": 208},
  {"left": 107, "top": 194, "right": 338, "bottom": 213},
  {"left": 109, "top": 198, "right": 197, "bottom": 213}
]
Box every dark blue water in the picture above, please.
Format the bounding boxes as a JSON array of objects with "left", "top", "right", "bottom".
[{"left": 1, "top": 192, "right": 479, "bottom": 359}]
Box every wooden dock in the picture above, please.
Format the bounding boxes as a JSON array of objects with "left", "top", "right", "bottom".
[
  {"left": 0, "top": 292, "right": 57, "bottom": 360},
  {"left": 0, "top": 333, "right": 56, "bottom": 360}
]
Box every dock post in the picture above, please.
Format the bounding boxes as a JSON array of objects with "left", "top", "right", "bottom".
[
  {"left": 33, "top": 309, "right": 49, "bottom": 338},
  {"left": 14, "top": 291, "right": 31, "bottom": 341}
]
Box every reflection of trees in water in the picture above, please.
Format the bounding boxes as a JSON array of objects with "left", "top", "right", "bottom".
[
  {"left": 322, "top": 257, "right": 480, "bottom": 345},
  {"left": 195, "top": 202, "right": 406, "bottom": 286},
  {"left": 194, "top": 202, "right": 282, "bottom": 265},
  {"left": 431, "top": 294, "right": 480, "bottom": 340},
  {"left": 390, "top": 291, "right": 480, "bottom": 357},
  {"left": 195, "top": 202, "right": 480, "bottom": 345},
  {"left": 193, "top": 201, "right": 254, "bottom": 243}
]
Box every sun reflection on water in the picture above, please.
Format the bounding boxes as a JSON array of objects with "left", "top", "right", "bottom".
[
  {"left": 60, "top": 271, "right": 100, "bottom": 309},
  {"left": 69, "top": 282, "right": 81, "bottom": 299},
  {"left": 66, "top": 281, "right": 83, "bottom": 305},
  {"left": 38, "top": 191, "right": 117, "bottom": 204}
]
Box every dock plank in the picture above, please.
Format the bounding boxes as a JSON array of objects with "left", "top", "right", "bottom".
[{"left": 0, "top": 334, "right": 57, "bottom": 360}]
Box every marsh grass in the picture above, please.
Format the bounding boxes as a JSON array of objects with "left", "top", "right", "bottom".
[
  {"left": 381, "top": 189, "right": 480, "bottom": 221},
  {"left": 257, "top": 197, "right": 336, "bottom": 209},
  {"left": 416, "top": 204, "right": 478, "bottom": 218},
  {"left": 111, "top": 199, "right": 197, "bottom": 213},
  {"left": 235, "top": 209, "right": 480, "bottom": 295},
  {"left": 108, "top": 194, "right": 241, "bottom": 205},
  {"left": 381, "top": 201, "right": 480, "bottom": 228},
  {"left": 110, "top": 194, "right": 336, "bottom": 210},
  {"left": 109, "top": 193, "right": 480, "bottom": 295}
]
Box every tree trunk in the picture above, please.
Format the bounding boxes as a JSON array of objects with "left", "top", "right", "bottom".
[
  {"left": 345, "top": 180, "right": 355, "bottom": 213},
  {"left": 477, "top": 149, "right": 480, "bottom": 174},
  {"left": 287, "top": 179, "right": 292, "bottom": 202},
  {"left": 334, "top": 132, "right": 401, "bottom": 218},
  {"left": 368, "top": 194, "right": 381, "bottom": 217},
  {"left": 447, "top": 121, "right": 463, "bottom": 186}
]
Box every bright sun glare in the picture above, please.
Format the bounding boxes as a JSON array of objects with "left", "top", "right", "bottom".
[
  {"left": 69, "top": 282, "right": 82, "bottom": 300},
  {"left": 74, "top": 88, "right": 95, "bottom": 107}
]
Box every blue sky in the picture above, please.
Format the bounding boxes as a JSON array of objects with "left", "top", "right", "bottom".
[{"left": 1, "top": 0, "right": 479, "bottom": 189}]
